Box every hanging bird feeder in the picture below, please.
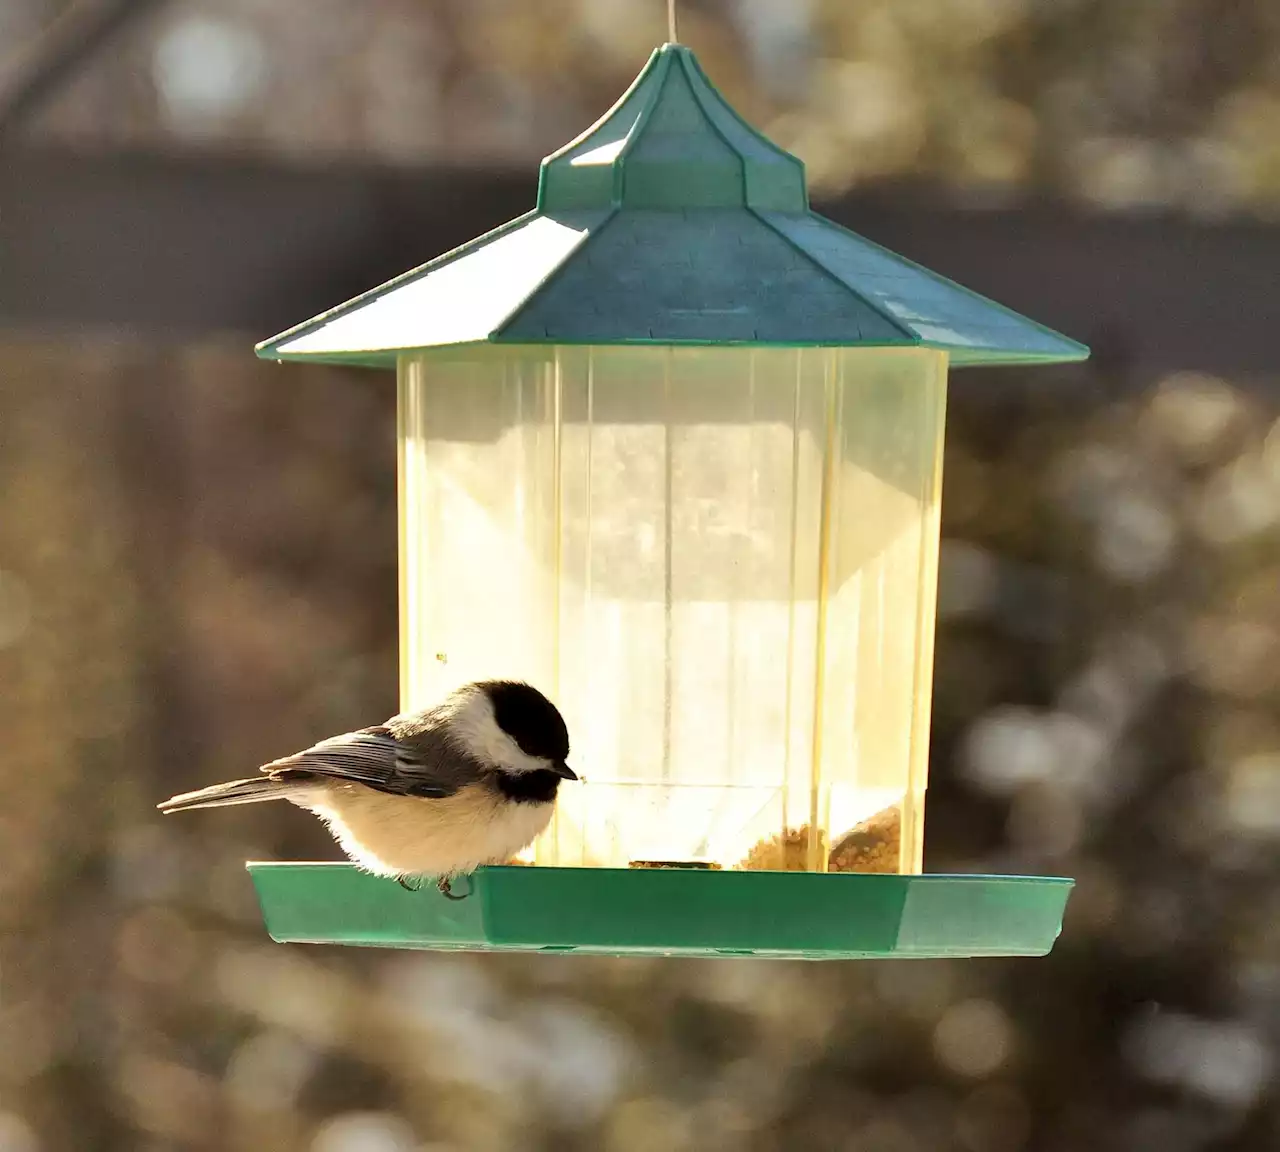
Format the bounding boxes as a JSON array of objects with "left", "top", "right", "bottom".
[{"left": 247, "top": 42, "right": 1085, "bottom": 959}]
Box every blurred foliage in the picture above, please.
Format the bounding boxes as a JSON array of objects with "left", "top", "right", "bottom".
[
  {"left": 0, "top": 336, "right": 1277, "bottom": 1151},
  {"left": 2, "top": 0, "right": 1278, "bottom": 214}
]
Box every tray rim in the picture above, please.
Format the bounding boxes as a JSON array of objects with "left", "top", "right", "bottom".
[{"left": 246, "top": 862, "right": 1074, "bottom": 960}]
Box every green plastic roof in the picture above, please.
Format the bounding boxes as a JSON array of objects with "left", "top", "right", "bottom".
[{"left": 257, "top": 44, "right": 1088, "bottom": 369}]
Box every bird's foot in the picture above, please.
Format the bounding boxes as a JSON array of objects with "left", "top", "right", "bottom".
[
  {"left": 395, "top": 874, "right": 467, "bottom": 899},
  {"left": 438, "top": 876, "right": 468, "bottom": 901}
]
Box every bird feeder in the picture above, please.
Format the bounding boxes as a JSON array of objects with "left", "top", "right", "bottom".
[{"left": 247, "top": 44, "right": 1084, "bottom": 958}]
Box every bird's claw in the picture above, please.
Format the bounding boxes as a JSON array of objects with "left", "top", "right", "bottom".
[
  {"left": 438, "top": 876, "right": 468, "bottom": 900},
  {"left": 395, "top": 874, "right": 467, "bottom": 900}
]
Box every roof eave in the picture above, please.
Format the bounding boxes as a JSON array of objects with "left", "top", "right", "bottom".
[{"left": 255, "top": 332, "right": 1091, "bottom": 370}]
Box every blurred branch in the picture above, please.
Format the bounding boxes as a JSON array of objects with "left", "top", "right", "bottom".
[{"left": 0, "top": 0, "right": 170, "bottom": 140}]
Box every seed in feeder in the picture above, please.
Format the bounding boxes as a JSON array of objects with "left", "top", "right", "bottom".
[
  {"left": 628, "top": 860, "right": 723, "bottom": 870},
  {"left": 829, "top": 806, "right": 902, "bottom": 874},
  {"left": 737, "top": 827, "right": 826, "bottom": 871},
  {"left": 737, "top": 805, "right": 903, "bottom": 873}
]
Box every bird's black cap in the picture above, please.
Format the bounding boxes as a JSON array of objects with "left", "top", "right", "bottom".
[{"left": 481, "top": 681, "right": 571, "bottom": 765}]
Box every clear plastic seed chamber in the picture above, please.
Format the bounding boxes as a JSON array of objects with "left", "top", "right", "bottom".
[
  {"left": 245, "top": 42, "right": 1086, "bottom": 958},
  {"left": 398, "top": 344, "right": 944, "bottom": 876}
]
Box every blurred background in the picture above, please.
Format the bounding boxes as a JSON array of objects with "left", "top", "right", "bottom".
[{"left": 2, "top": 1, "right": 1280, "bottom": 1150}]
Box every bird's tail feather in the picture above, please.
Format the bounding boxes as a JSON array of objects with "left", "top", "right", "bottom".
[{"left": 157, "top": 777, "right": 308, "bottom": 814}]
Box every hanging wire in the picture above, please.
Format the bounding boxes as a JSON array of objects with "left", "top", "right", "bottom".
[{"left": 667, "top": 0, "right": 678, "bottom": 43}]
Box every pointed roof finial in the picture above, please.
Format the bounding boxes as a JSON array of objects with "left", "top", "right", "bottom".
[
  {"left": 537, "top": 45, "right": 808, "bottom": 213},
  {"left": 668, "top": 0, "right": 678, "bottom": 43}
]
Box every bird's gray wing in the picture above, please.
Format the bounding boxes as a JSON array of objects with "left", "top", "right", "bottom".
[{"left": 260, "top": 725, "right": 473, "bottom": 799}]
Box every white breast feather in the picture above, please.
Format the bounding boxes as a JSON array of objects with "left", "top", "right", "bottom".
[{"left": 299, "top": 781, "right": 552, "bottom": 878}]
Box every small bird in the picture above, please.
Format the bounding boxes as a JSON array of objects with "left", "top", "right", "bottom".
[{"left": 157, "top": 680, "right": 576, "bottom": 896}]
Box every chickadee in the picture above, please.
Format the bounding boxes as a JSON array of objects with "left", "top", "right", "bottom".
[{"left": 157, "top": 680, "right": 576, "bottom": 896}]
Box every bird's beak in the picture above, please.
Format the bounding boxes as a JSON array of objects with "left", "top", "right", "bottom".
[{"left": 552, "top": 761, "right": 578, "bottom": 780}]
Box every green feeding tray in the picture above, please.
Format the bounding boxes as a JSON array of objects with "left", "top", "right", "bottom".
[
  {"left": 248, "top": 864, "right": 1073, "bottom": 960},
  {"left": 256, "top": 43, "right": 1087, "bottom": 368}
]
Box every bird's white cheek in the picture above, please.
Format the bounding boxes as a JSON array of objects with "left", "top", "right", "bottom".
[
  {"left": 449, "top": 692, "right": 548, "bottom": 774},
  {"left": 305, "top": 784, "right": 553, "bottom": 878}
]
